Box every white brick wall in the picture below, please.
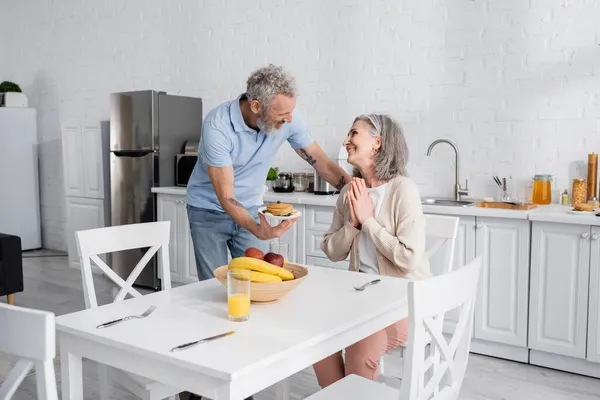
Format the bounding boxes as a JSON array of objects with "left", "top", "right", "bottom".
[{"left": 2, "top": 0, "right": 600, "bottom": 250}]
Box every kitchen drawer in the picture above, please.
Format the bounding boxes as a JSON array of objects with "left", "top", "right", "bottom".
[
  {"left": 306, "top": 255, "right": 349, "bottom": 270},
  {"left": 305, "top": 206, "right": 336, "bottom": 231},
  {"left": 306, "top": 229, "right": 328, "bottom": 258},
  {"left": 306, "top": 229, "right": 351, "bottom": 261}
]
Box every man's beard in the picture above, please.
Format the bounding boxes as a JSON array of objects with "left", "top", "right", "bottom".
[{"left": 256, "top": 111, "right": 282, "bottom": 134}]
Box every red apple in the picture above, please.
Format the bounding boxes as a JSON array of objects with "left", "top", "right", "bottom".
[
  {"left": 245, "top": 247, "right": 265, "bottom": 260},
  {"left": 264, "top": 252, "right": 284, "bottom": 267}
]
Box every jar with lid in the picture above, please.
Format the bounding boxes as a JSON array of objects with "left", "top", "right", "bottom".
[
  {"left": 588, "top": 196, "right": 600, "bottom": 209},
  {"left": 307, "top": 174, "right": 315, "bottom": 193},
  {"left": 571, "top": 178, "right": 587, "bottom": 205},
  {"left": 292, "top": 173, "right": 308, "bottom": 192},
  {"left": 532, "top": 174, "right": 553, "bottom": 205}
]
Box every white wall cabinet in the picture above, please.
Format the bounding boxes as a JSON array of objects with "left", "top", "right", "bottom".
[
  {"left": 529, "top": 222, "right": 591, "bottom": 359},
  {"left": 474, "top": 218, "right": 530, "bottom": 348},
  {"left": 63, "top": 123, "right": 109, "bottom": 269},
  {"left": 62, "top": 124, "right": 104, "bottom": 199}
]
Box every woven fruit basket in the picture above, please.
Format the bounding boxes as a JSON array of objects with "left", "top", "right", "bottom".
[{"left": 213, "top": 263, "right": 308, "bottom": 303}]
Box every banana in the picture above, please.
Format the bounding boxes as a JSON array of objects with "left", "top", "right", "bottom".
[
  {"left": 249, "top": 271, "right": 282, "bottom": 283},
  {"left": 228, "top": 257, "right": 295, "bottom": 281}
]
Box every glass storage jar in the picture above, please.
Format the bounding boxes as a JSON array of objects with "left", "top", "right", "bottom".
[
  {"left": 571, "top": 178, "right": 587, "bottom": 205},
  {"left": 532, "top": 174, "right": 553, "bottom": 205},
  {"left": 293, "top": 173, "right": 308, "bottom": 192},
  {"left": 307, "top": 174, "right": 315, "bottom": 193}
]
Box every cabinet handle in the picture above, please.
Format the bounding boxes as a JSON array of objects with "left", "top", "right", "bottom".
[
  {"left": 592, "top": 234, "right": 599, "bottom": 241},
  {"left": 581, "top": 232, "right": 589, "bottom": 239},
  {"left": 476, "top": 223, "right": 483, "bottom": 229}
]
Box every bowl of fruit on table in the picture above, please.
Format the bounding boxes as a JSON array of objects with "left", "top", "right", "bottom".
[{"left": 213, "top": 247, "right": 309, "bottom": 303}]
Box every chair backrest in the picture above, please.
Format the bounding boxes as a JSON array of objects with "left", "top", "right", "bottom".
[
  {"left": 424, "top": 215, "right": 459, "bottom": 275},
  {"left": 75, "top": 221, "right": 172, "bottom": 309},
  {"left": 400, "top": 257, "right": 482, "bottom": 400},
  {"left": 0, "top": 303, "right": 58, "bottom": 399}
]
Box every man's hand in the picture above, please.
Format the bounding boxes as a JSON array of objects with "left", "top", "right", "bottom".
[
  {"left": 295, "top": 142, "right": 351, "bottom": 190},
  {"left": 253, "top": 214, "right": 296, "bottom": 240},
  {"left": 207, "top": 165, "right": 265, "bottom": 235}
]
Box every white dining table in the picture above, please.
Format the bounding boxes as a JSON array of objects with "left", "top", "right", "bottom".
[{"left": 57, "top": 265, "right": 409, "bottom": 400}]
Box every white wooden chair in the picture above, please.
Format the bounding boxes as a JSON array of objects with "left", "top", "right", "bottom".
[
  {"left": 75, "top": 221, "right": 179, "bottom": 400},
  {"left": 306, "top": 257, "right": 482, "bottom": 400},
  {"left": 380, "top": 214, "right": 459, "bottom": 375},
  {"left": 0, "top": 303, "right": 58, "bottom": 400}
]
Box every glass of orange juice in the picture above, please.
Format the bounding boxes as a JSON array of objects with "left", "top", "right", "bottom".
[{"left": 227, "top": 269, "right": 251, "bottom": 322}]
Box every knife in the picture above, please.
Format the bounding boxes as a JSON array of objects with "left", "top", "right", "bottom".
[{"left": 169, "top": 331, "right": 235, "bottom": 352}]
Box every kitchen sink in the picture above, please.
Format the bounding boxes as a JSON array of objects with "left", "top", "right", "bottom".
[{"left": 421, "top": 198, "right": 475, "bottom": 207}]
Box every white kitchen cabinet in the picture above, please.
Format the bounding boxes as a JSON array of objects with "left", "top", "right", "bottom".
[
  {"left": 426, "top": 215, "right": 476, "bottom": 334},
  {"left": 529, "top": 222, "right": 591, "bottom": 359},
  {"left": 305, "top": 205, "right": 336, "bottom": 231},
  {"left": 65, "top": 197, "right": 105, "bottom": 270},
  {"left": 587, "top": 227, "right": 600, "bottom": 363},
  {"left": 273, "top": 205, "right": 305, "bottom": 264},
  {"left": 157, "top": 195, "right": 183, "bottom": 282},
  {"left": 474, "top": 218, "right": 530, "bottom": 347},
  {"left": 157, "top": 194, "right": 197, "bottom": 284},
  {"left": 62, "top": 123, "right": 104, "bottom": 199},
  {"left": 303, "top": 205, "right": 351, "bottom": 268},
  {"left": 427, "top": 215, "right": 476, "bottom": 276},
  {"left": 62, "top": 124, "right": 84, "bottom": 198},
  {"left": 81, "top": 124, "right": 105, "bottom": 199}
]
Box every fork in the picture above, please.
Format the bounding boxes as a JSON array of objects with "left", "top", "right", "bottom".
[
  {"left": 353, "top": 279, "right": 381, "bottom": 291},
  {"left": 96, "top": 305, "right": 157, "bottom": 329}
]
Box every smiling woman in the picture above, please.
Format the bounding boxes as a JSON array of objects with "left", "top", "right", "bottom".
[
  {"left": 313, "top": 113, "right": 430, "bottom": 389},
  {"left": 345, "top": 114, "right": 409, "bottom": 181}
]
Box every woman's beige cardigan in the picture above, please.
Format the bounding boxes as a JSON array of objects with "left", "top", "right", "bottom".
[{"left": 320, "top": 175, "right": 431, "bottom": 280}]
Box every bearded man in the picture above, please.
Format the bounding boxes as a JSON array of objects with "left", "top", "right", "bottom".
[{"left": 185, "top": 64, "right": 350, "bottom": 282}]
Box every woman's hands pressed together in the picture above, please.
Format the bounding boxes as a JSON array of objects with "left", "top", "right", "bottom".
[{"left": 348, "top": 177, "right": 374, "bottom": 227}]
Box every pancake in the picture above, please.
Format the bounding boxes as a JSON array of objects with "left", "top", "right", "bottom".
[{"left": 266, "top": 202, "right": 294, "bottom": 216}]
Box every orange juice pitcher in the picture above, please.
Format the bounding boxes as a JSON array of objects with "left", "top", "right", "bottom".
[{"left": 532, "top": 174, "right": 553, "bottom": 205}]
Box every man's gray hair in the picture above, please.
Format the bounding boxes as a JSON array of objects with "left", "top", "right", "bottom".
[
  {"left": 353, "top": 114, "right": 409, "bottom": 180},
  {"left": 246, "top": 64, "right": 297, "bottom": 109}
]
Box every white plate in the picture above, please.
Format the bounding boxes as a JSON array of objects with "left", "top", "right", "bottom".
[
  {"left": 567, "top": 208, "right": 597, "bottom": 215},
  {"left": 258, "top": 206, "right": 303, "bottom": 221}
]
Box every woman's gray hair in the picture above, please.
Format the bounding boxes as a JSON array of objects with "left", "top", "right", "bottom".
[
  {"left": 246, "top": 64, "right": 297, "bottom": 110},
  {"left": 353, "top": 114, "right": 409, "bottom": 180}
]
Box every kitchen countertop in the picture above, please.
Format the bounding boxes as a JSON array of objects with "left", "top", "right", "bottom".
[
  {"left": 528, "top": 204, "right": 600, "bottom": 226},
  {"left": 151, "top": 187, "right": 600, "bottom": 225}
]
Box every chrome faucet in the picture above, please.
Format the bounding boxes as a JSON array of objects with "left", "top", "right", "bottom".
[{"left": 426, "top": 139, "right": 469, "bottom": 201}]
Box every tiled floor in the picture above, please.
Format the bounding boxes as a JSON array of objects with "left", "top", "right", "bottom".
[{"left": 2, "top": 250, "right": 600, "bottom": 399}]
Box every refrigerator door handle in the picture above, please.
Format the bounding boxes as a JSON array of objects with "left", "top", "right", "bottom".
[{"left": 112, "top": 150, "right": 156, "bottom": 157}]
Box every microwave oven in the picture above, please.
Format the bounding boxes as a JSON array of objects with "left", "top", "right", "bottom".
[{"left": 175, "top": 154, "right": 198, "bottom": 186}]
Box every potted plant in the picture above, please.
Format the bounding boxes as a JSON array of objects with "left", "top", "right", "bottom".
[
  {"left": 0, "top": 81, "right": 28, "bottom": 107},
  {"left": 265, "top": 167, "right": 278, "bottom": 192}
]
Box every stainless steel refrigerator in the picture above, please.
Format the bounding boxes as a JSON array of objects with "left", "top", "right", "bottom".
[{"left": 109, "top": 90, "right": 202, "bottom": 289}]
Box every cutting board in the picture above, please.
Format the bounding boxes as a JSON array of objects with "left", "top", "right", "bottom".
[{"left": 476, "top": 201, "right": 537, "bottom": 210}]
